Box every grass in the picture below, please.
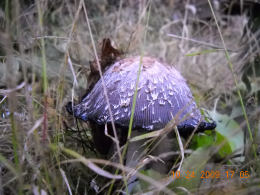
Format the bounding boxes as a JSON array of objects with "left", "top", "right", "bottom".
[
  {"left": 0, "top": 0, "right": 260, "bottom": 194},
  {"left": 207, "top": 0, "right": 256, "bottom": 159}
]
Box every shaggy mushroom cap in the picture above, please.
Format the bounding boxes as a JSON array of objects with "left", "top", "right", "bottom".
[{"left": 67, "top": 56, "right": 216, "bottom": 135}]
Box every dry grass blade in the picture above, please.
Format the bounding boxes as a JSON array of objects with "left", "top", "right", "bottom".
[
  {"left": 81, "top": 1, "right": 122, "bottom": 165},
  {"left": 0, "top": 153, "right": 17, "bottom": 176},
  {"left": 56, "top": 0, "right": 83, "bottom": 113},
  {"left": 174, "top": 126, "right": 184, "bottom": 172},
  {"left": 168, "top": 33, "right": 230, "bottom": 50},
  {"left": 129, "top": 129, "right": 164, "bottom": 142},
  {"left": 207, "top": 0, "right": 256, "bottom": 159},
  {"left": 59, "top": 168, "right": 72, "bottom": 195},
  {"left": 0, "top": 82, "right": 25, "bottom": 95},
  {"left": 53, "top": 145, "right": 123, "bottom": 180},
  {"left": 67, "top": 55, "right": 78, "bottom": 87},
  {"left": 26, "top": 117, "right": 44, "bottom": 136},
  {"left": 55, "top": 146, "right": 176, "bottom": 194}
]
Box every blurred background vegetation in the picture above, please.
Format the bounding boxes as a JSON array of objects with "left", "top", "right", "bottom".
[{"left": 0, "top": 0, "right": 260, "bottom": 194}]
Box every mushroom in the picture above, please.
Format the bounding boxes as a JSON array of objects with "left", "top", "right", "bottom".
[{"left": 66, "top": 56, "right": 216, "bottom": 191}]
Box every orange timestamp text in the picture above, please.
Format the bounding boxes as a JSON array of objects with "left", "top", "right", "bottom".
[{"left": 172, "top": 170, "right": 250, "bottom": 180}]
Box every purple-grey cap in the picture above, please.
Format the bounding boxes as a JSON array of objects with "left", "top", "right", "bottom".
[{"left": 67, "top": 56, "right": 216, "bottom": 135}]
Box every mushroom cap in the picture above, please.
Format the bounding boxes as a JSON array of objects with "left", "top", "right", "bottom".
[{"left": 68, "top": 56, "right": 215, "bottom": 133}]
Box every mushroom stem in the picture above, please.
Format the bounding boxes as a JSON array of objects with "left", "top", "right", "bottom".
[
  {"left": 124, "top": 130, "right": 179, "bottom": 193},
  {"left": 125, "top": 131, "right": 147, "bottom": 193}
]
